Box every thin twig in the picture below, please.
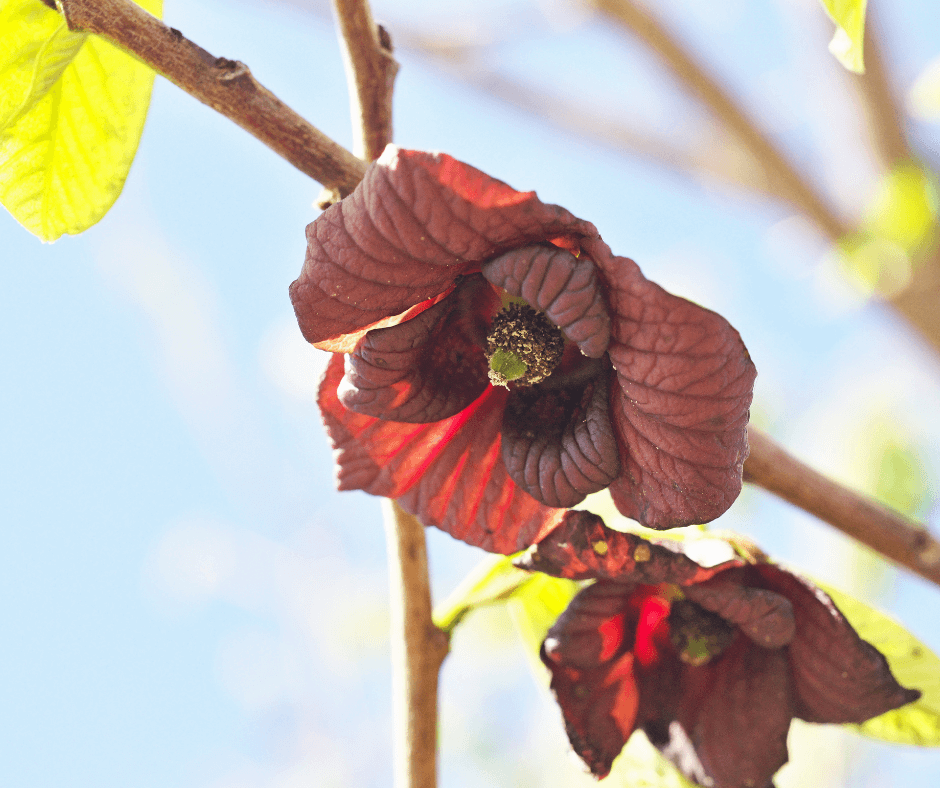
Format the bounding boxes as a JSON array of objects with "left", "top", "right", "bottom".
[
  {"left": 393, "top": 34, "right": 775, "bottom": 197},
  {"left": 328, "top": 9, "right": 444, "bottom": 786},
  {"left": 587, "top": 0, "right": 851, "bottom": 240},
  {"left": 846, "top": 15, "right": 940, "bottom": 354},
  {"left": 331, "top": 0, "right": 399, "bottom": 161},
  {"left": 57, "top": 0, "right": 366, "bottom": 196},
  {"left": 744, "top": 427, "right": 940, "bottom": 588},
  {"left": 383, "top": 500, "right": 450, "bottom": 788},
  {"left": 850, "top": 14, "right": 912, "bottom": 170}
]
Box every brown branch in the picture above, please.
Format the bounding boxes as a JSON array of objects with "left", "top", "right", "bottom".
[
  {"left": 850, "top": 15, "right": 912, "bottom": 171},
  {"left": 846, "top": 16, "right": 940, "bottom": 355},
  {"left": 587, "top": 0, "right": 851, "bottom": 241},
  {"left": 744, "top": 427, "right": 940, "bottom": 588},
  {"left": 331, "top": 0, "right": 399, "bottom": 161},
  {"left": 392, "top": 31, "right": 774, "bottom": 198},
  {"left": 383, "top": 500, "right": 450, "bottom": 788},
  {"left": 57, "top": 0, "right": 366, "bottom": 197}
]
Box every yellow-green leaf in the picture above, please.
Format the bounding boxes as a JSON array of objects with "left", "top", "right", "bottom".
[
  {"left": 0, "top": 0, "right": 86, "bottom": 129},
  {"left": 608, "top": 732, "right": 698, "bottom": 788},
  {"left": 0, "top": 0, "right": 163, "bottom": 241},
  {"left": 820, "top": 0, "right": 868, "bottom": 73},
  {"left": 821, "top": 583, "right": 940, "bottom": 746},
  {"left": 432, "top": 553, "right": 534, "bottom": 633},
  {"left": 507, "top": 572, "right": 581, "bottom": 672}
]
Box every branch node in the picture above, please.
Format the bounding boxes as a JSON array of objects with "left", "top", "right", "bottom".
[{"left": 215, "top": 59, "right": 250, "bottom": 81}]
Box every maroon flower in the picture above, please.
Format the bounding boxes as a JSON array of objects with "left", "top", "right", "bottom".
[
  {"left": 530, "top": 516, "right": 920, "bottom": 786},
  {"left": 293, "top": 147, "right": 756, "bottom": 554}
]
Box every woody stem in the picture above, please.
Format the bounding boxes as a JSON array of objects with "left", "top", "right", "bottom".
[
  {"left": 744, "top": 427, "right": 940, "bottom": 588},
  {"left": 382, "top": 500, "right": 450, "bottom": 788}
]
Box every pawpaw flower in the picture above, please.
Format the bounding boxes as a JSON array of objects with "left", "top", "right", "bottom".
[
  {"left": 526, "top": 513, "right": 921, "bottom": 786},
  {"left": 291, "top": 146, "right": 756, "bottom": 554}
]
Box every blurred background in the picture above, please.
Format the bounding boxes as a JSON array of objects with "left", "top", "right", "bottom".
[{"left": 2, "top": 0, "right": 940, "bottom": 785}]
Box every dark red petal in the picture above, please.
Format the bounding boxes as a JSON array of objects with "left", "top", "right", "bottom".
[
  {"left": 481, "top": 244, "right": 611, "bottom": 358},
  {"left": 542, "top": 581, "right": 644, "bottom": 778},
  {"left": 291, "top": 147, "right": 599, "bottom": 346},
  {"left": 500, "top": 370, "right": 620, "bottom": 508},
  {"left": 644, "top": 639, "right": 792, "bottom": 788},
  {"left": 684, "top": 577, "right": 796, "bottom": 649},
  {"left": 580, "top": 238, "right": 756, "bottom": 530},
  {"left": 753, "top": 564, "right": 921, "bottom": 724},
  {"left": 318, "top": 353, "right": 564, "bottom": 554},
  {"left": 515, "top": 509, "right": 741, "bottom": 582},
  {"left": 338, "top": 275, "right": 497, "bottom": 423}
]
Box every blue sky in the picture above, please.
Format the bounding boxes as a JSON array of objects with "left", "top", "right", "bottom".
[{"left": 2, "top": 0, "right": 940, "bottom": 786}]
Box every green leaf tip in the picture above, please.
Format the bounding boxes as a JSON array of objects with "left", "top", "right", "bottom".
[{"left": 1, "top": 0, "right": 164, "bottom": 242}]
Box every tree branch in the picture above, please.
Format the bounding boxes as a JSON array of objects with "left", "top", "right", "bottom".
[
  {"left": 392, "top": 31, "right": 775, "bottom": 198},
  {"left": 744, "top": 427, "right": 940, "bottom": 588},
  {"left": 587, "top": 0, "right": 852, "bottom": 241},
  {"left": 383, "top": 500, "right": 450, "bottom": 788},
  {"left": 327, "top": 9, "right": 444, "bottom": 786},
  {"left": 57, "top": 0, "right": 366, "bottom": 196},
  {"left": 331, "top": 0, "right": 399, "bottom": 161}
]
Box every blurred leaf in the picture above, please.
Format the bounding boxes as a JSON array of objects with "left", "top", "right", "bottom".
[
  {"left": 820, "top": 0, "right": 867, "bottom": 73},
  {"left": 607, "top": 732, "right": 698, "bottom": 788},
  {"left": 865, "top": 165, "right": 937, "bottom": 251},
  {"left": 909, "top": 55, "right": 940, "bottom": 121},
  {"left": 820, "top": 583, "right": 940, "bottom": 746},
  {"left": 506, "top": 571, "right": 581, "bottom": 673},
  {"left": 873, "top": 434, "right": 929, "bottom": 518},
  {"left": 433, "top": 553, "right": 533, "bottom": 632},
  {"left": 0, "top": 0, "right": 163, "bottom": 241},
  {"left": 838, "top": 165, "right": 938, "bottom": 296}
]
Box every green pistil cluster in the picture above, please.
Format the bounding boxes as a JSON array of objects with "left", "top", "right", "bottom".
[
  {"left": 485, "top": 303, "right": 565, "bottom": 388},
  {"left": 668, "top": 599, "right": 737, "bottom": 666}
]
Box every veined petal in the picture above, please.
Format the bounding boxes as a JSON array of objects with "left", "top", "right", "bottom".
[
  {"left": 515, "top": 510, "right": 740, "bottom": 582},
  {"left": 339, "top": 275, "right": 497, "bottom": 423},
  {"left": 318, "top": 353, "right": 564, "bottom": 554},
  {"left": 500, "top": 369, "right": 620, "bottom": 508},
  {"left": 684, "top": 574, "right": 796, "bottom": 649},
  {"left": 646, "top": 639, "right": 792, "bottom": 788},
  {"left": 581, "top": 238, "right": 756, "bottom": 529},
  {"left": 542, "top": 580, "right": 644, "bottom": 778},
  {"left": 481, "top": 244, "right": 610, "bottom": 358},
  {"left": 291, "top": 147, "right": 598, "bottom": 346},
  {"left": 752, "top": 564, "right": 921, "bottom": 724}
]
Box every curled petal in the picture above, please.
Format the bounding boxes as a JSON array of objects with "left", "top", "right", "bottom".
[
  {"left": 644, "top": 639, "right": 792, "bottom": 788},
  {"left": 542, "top": 581, "right": 644, "bottom": 778},
  {"left": 500, "top": 370, "right": 620, "bottom": 508},
  {"left": 481, "top": 244, "right": 611, "bottom": 358},
  {"left": 318, "top": 353, "right": 564, "bottom": 554},
  {"left": 291, "top": 147, "right": 599, "bottom": 346},
  {"left": 578, "top": 238, "right": 755, "bottom": 530},
  {"left": 515, "top": 510, "right": 740, "bottom": 582},
  {"left": 752, "top": 565, "right": 921, "bottom": 724},
  {"left": 339, "top": 275, "right": 497, "bottom": 423},
  {"left": 684, "top": 577, "right": 796, "bottom": 649}
]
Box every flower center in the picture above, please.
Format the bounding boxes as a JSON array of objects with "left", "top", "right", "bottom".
[
  {"left": 668, "top": 599, "right": 737, "bottom": 666},
  {"left": 485, "top": 303, "right": 565, "bottom": 388}
]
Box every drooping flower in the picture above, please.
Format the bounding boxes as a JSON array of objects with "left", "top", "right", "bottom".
[
  {"left": 525, "top": 513, "right": 921, "bottom": 786},
  {"left": 292, "top": 146, "right": 756, "bottom": 554}
]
